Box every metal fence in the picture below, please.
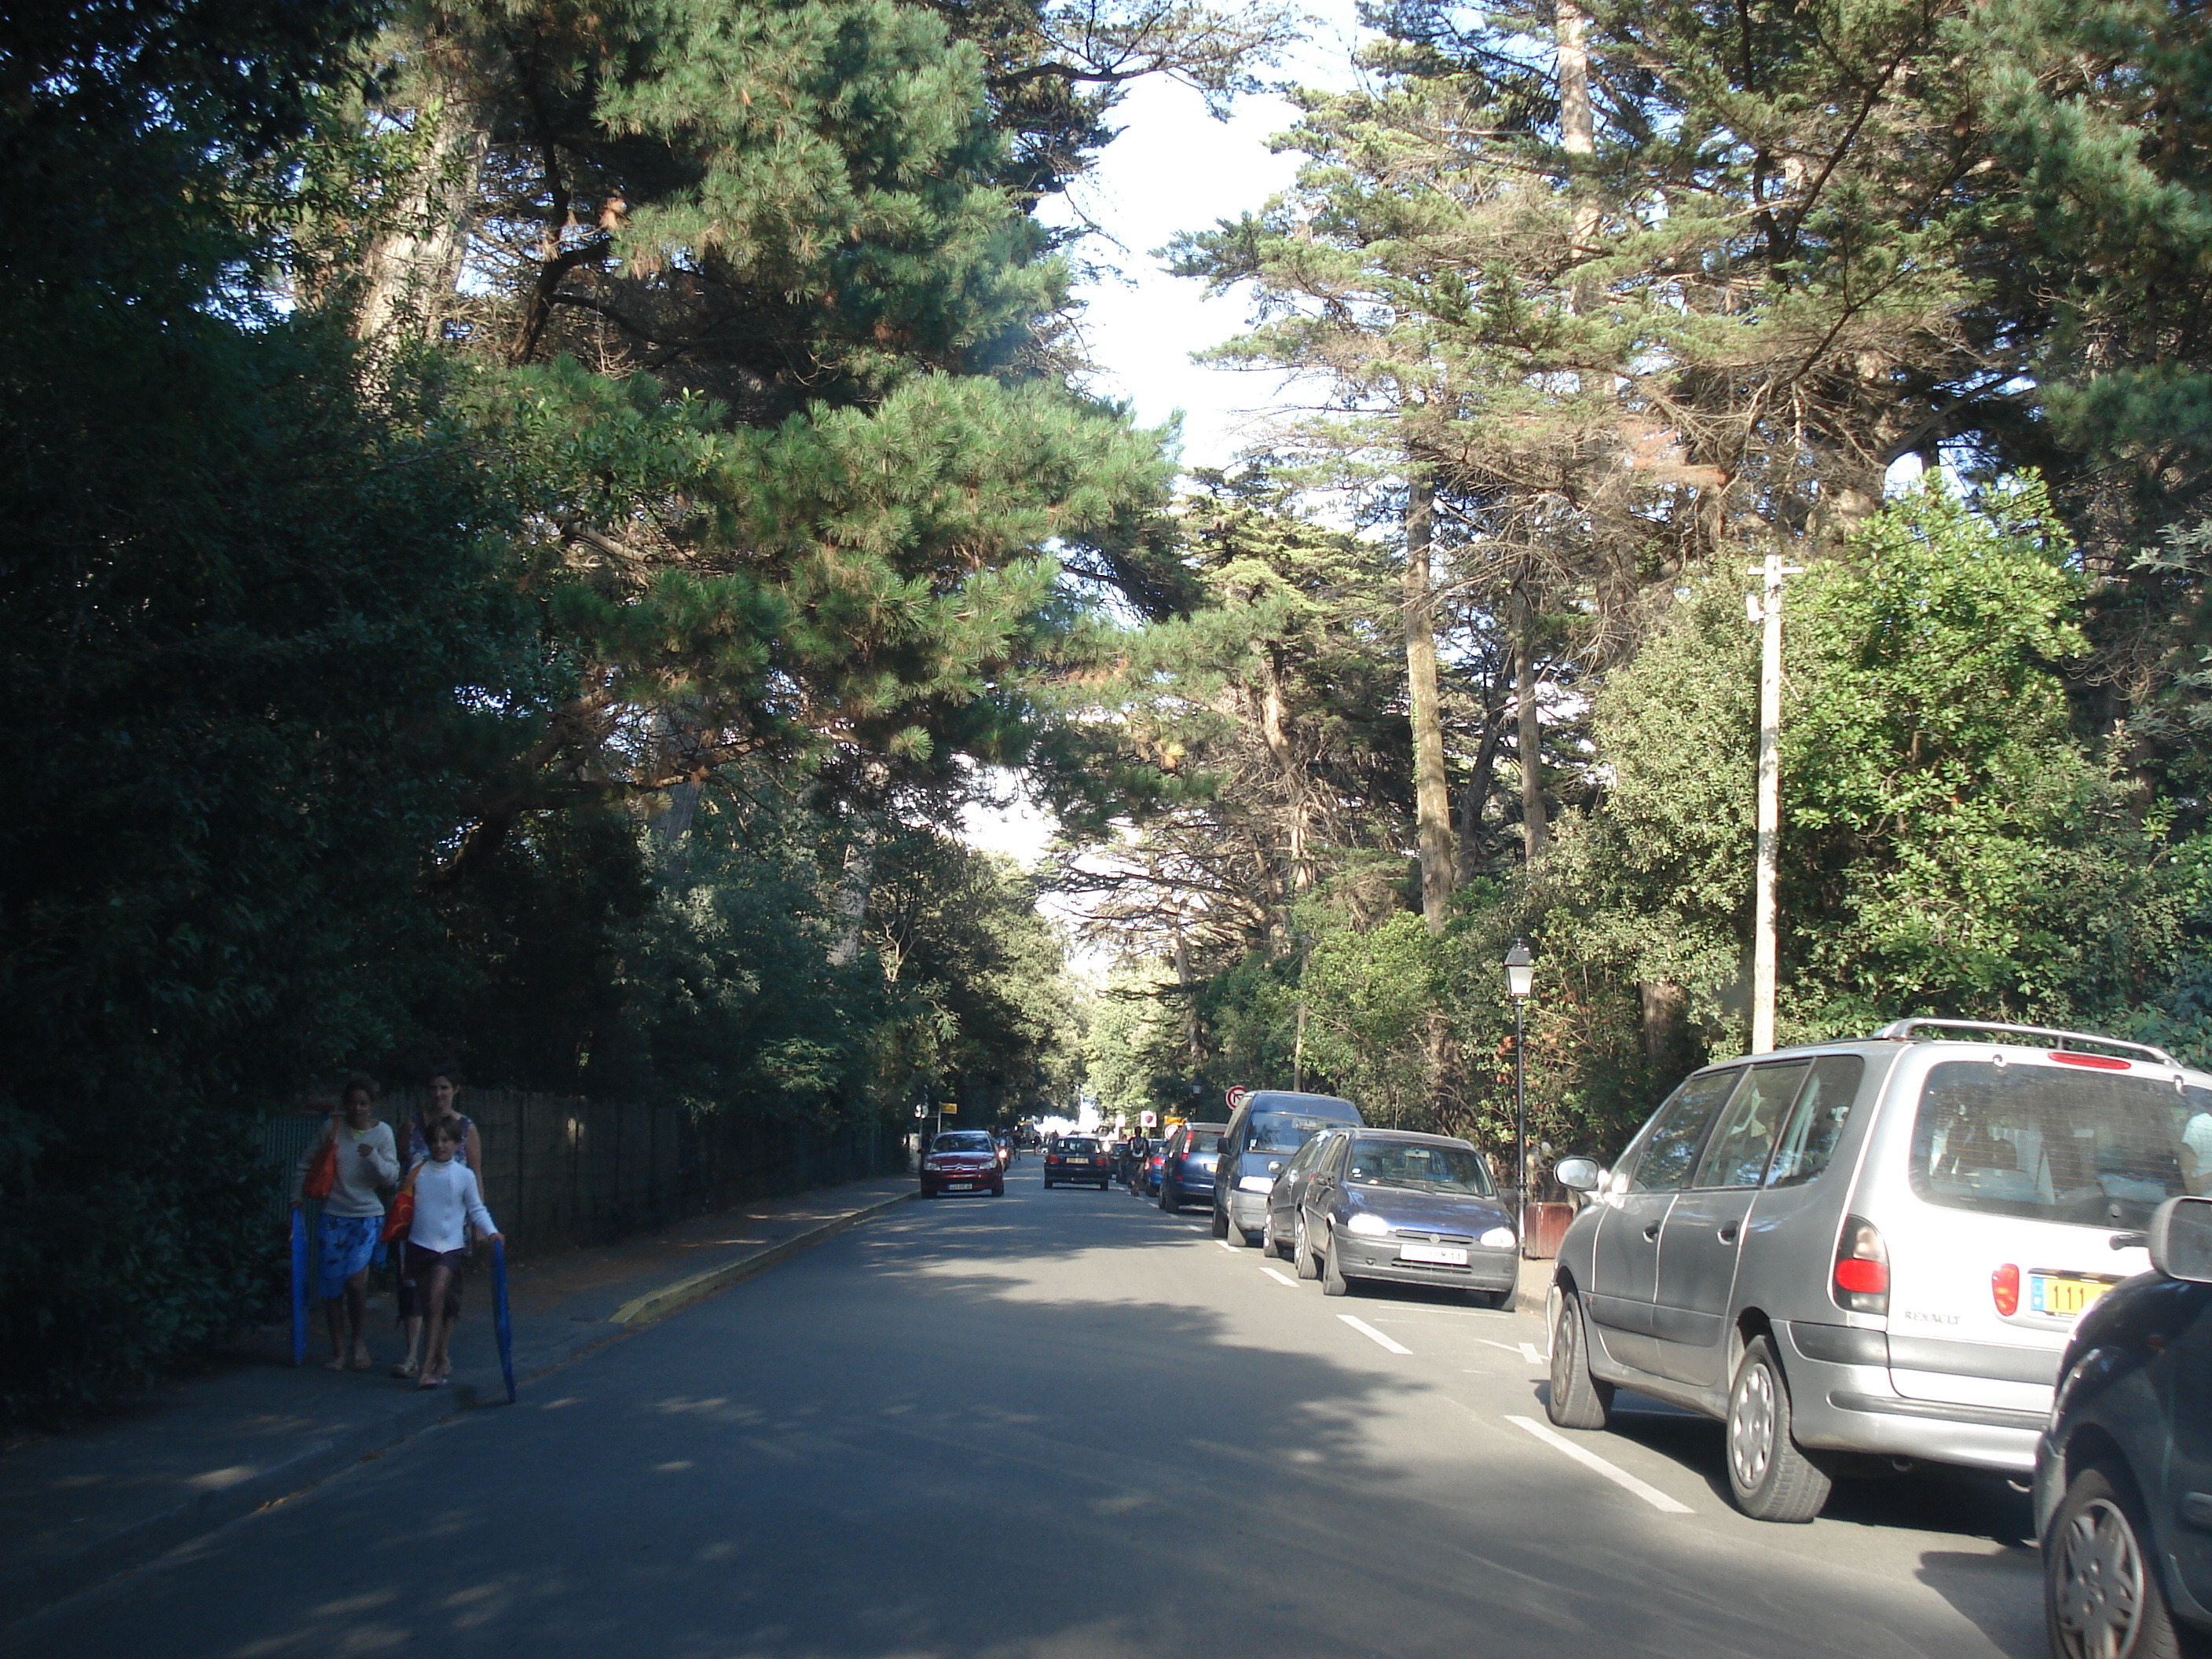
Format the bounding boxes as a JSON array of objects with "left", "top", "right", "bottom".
[{"left": 260, "top": 1091, "right": 903, "bottom": 1257}]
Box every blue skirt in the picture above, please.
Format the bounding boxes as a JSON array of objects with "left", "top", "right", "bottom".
[{"left": 315, "top": 1212, "right": 382, "bottom": 1299}]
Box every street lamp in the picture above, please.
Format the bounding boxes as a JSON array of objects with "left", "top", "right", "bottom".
[{"left": 1503, "top": 939, "right": 1534, "bottom": 1252}]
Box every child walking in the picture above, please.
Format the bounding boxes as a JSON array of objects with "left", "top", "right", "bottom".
[
  {"left": 404, "top": 1115, "right": 500, "bottom": 1390},
  {"left": 291, "top": 1075, "right": 399, "bottom": 1371}
]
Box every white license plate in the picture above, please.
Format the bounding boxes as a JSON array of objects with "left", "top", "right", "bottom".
[
  {"left": 1399, "top": 1244, "right": 1467, "bottom": 1266},
  {"left": 946, "top": 1182, "right": 974, "bottom": 1191}
]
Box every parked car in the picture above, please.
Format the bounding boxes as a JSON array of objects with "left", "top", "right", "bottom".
[
  {"left": 2035, "top": 1194, "right": 2211, "bottom": 1659},
  {"left": 1290, "top": 1130, "right": 1518, "bottom": 1307},
  {"left": 1263, "top": 1127, "right": 1351, "bottom": 1258},
  {"left": 1213, "top": 1090, "right": 1364, "bottom": 1246},
  {"left": 1134, "top": 1141, "right": 1167, "bottom": 1199},
  {"left": 1043, "top": 1136, "right": 1113, "bottom": 1189},
  {"left": 1547, "top": 1018, "right": 2212, "bottom": 1523},
  {"left": 921, "top": 1130, "right": 1005, "bottom": 1198},
  {"left": 1159, "top": 1122, "right": 1228, "bottom": 1213}
]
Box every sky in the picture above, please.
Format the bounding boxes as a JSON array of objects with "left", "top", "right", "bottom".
[{"left": 958, "top": 12, "right": 1365, "bottom": 868}]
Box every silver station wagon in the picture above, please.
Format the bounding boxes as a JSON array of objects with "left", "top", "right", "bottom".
[{"left": 1547, "top": 1019, "right": 2212, "bottom": 1522}]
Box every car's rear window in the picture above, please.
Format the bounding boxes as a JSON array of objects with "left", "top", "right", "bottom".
[
  {"left": 934, "top": 1133, "right": 994, "bottom": 1152},
  {"left": 1058, "top": 1138, "right": 1099, "bottom": 1155},
  {"left": 1247, "top": 1111, "right": 1343, "bottom": 1154},
  {"left": 1344, "top": 1139, "right": 1494, "bottom": 1196},
  {"left": 1912, "top": 1060, "right": 2211, "bottom": 1229}
]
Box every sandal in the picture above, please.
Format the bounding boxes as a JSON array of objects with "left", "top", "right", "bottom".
[
  {"left": 322, "top": 1356, "right": 349, "bottom": 1372},
  {"left": 415, "top": 1375, "right": 446, "bottom": 1390},
  {"left": 350, "top": 1352, "right": 375, "bottom": 1372},
  {"left": 390, "top": 1358, "right": 419, "bottom": 1379}
]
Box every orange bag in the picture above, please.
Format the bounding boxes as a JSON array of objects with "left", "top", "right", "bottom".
[
  {"left": 379, "top": 1166, "right": 417, "bottom": 1244},
  {"left": 301, "top": 1119, "right": 339, "bottom": 1202}
]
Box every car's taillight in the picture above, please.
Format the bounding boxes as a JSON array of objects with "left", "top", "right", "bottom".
[
  {"left": 1992, "top": 1262, "right": 2020, "bottom": 1317},
  {"left": 1833, "top": 1216, "right": 1888, "bottom": 1315}
]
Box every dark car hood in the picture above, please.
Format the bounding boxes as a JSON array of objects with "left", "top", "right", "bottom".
[{"left": 1338, "top": 1185, "right": 1510, "bottom": 1235}]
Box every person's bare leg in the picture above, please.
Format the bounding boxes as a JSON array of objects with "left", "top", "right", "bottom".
[
  {"left": 401, "top": 1313, "right": 423, "bottom": 1371},
  {"left": 344, "top": 1269, "right": 372, "bottom": 1368},
  {"left": 419, "top": 1265, "right": 451, "bottom": 1385},
  {"left": 322, "top": 1298, "right": 347, "bottom": 1369}
]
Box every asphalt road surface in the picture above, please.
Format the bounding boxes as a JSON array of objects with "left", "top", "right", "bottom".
[{"left": 13, "top": 1162, "right": 2044, "bottom": 1657}]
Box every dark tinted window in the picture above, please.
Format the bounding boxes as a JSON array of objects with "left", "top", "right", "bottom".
[
  {"left": 1621, "top": 1070, "right": 1740, "bottom": 1193},
  {"left": 934, "top": 1133, "right": 994, "bottom": 1152},
  {"left": 1058, "top": 1138, "right": 1100, "bottom": 1155},
  {"left": 1692, "top": 1064, "right": 1807, "bottom": 1189},
  {"left": 1913, "top": 1061, "right": 2205, "bottom": 1229},
  {"left": 1765, "top": 1057, "right": 1866, "bottom": 1187}
]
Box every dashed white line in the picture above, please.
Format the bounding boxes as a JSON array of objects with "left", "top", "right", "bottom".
[
  {"left": 1504, "top": 1415, "right": 1694, "bottom": 1514},
  {"left": 1339, "top": 1315, "right": 1413, "bottom": 1355},
  {"left": 1216, "top": 1239, "right": 1240, "bottom": 1253},
  {"left": 1259, "top": 1266, "right": 1295, "bottom": 1287},
  {"left": 1479, "top": 1338, "right": 1548, "bottom": 1364}
]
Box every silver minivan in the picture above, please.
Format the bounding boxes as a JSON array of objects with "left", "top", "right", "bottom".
[{"left": 1547, "top": 1019, "right": 2212, "bottom": 1522}]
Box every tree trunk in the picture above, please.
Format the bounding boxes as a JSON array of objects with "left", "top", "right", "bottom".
[
  {"left": 826, "top": 822, "right": 877, "bottom": 968},
  {"left": 1555, "top": 0, "right": 1599, "bottom": 296},
  {"left": 1456, "top": 702, "right": 1506, "bottom": 884},
  {"left": 1515, "top": 591, "right": 1550, "bottom": 863},
  {"left": 353, "top": 25, "right": 490, "bottom": 352},
  {"left": 1256, "top": 646, "right": 1313, "bottom": 895},
  {"left": 1404, "top": 471, "right": 1456, "bottom": 933}
]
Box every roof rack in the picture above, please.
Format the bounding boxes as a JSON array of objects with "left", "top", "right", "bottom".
[{"left": 1871, "top": 1018, "right": 2176, "bottom": 1068}]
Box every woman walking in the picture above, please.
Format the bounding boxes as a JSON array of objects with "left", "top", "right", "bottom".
[
  {"left": 405, "top": 1115, "right": 500, "bottom": 1390},
  {"left": 291, "top": 1076, "right": 398, "bottom": 1371},
  {"left": 394, "top": 1064, "right": 485, "bottom": 1379}
]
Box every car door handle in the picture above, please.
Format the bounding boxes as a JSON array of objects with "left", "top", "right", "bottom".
[
  {"left": 1718, "top": 1223, "right": 1740, "bottom": 1245},
  {"left": 1643, "top": 1221, "right": 1661, "bottom": 1241}
]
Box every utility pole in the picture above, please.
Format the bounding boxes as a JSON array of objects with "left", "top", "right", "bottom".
[{"left": 1748, "top": 553, "right": 1802, "bottom": 1055}]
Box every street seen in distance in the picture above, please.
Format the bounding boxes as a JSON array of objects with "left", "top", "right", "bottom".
[{"left": 14, "top": 1159, "right": 2038, "bottom": 1659}]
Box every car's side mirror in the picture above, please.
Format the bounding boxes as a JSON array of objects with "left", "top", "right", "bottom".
[
  {"left": 2149, "top": 1195, "right": 2212, "bottom": 1284},
  {"left": 1555, "top": 1157, "right": 1601, "bottom": 1193}
]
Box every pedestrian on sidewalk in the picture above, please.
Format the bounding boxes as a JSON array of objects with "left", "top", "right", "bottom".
[
  {"left": 291, "top": 1075, "right": 399, "bottom": 1372},
  {"left": 404, "top": 1115, "right": 500, "bottom": 1390},
  {"left": 394, "top": 1064, "right": 484, "bottom": 1379}
]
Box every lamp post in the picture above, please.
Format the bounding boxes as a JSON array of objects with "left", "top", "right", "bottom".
[{"left": 1503, "top": 939, "right": 1534, "bottom": 1251}]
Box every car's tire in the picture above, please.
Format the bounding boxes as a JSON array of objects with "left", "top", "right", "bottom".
[
  {"left": 1159, "top": 1181, "right": 1178, "bottom": 1213},
  {"left": 1320, "top": 1229, "right": 1351, "bottom": 1296},
  {"left": 1545, "top": 1289, "right": 1613, "bottom": 1430},
  {"left": 1469, "top": 1287, "right": 1512, "bottom": 1310},
  {"left": 1726, "top": 1335, "right": 1832, "bottom": 1523},
  {"left": 1211, "top": 1205, "right": 1231, "bottom": 1240},
  {"left": 1042, "top": 1177, "right": 1054, "bottom": 1188},
  {"left": 2045, "top": 1459, "right": 2188, "bottom": 1659},
  {"left": 992, "top": 1183, "right": 1005, "bottom": 1196},
  {"left": 1294, "top": 1212, "right": 1320, "bottom": 1280}
]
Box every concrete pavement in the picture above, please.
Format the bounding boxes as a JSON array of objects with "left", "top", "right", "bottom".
[{"left": 5, "top": 1160, "right": 2042, "bottom": 1657}]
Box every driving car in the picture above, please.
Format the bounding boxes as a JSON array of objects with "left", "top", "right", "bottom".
[
  {"left": 1291, "top": 1129, "right": 1518, "bottom": 1306},
  {"left": 1043, "top": 1136, "right": 1112, "bottom": 1188},
  {"left": 1264, "top": 1127, "right": 1350, "bottom": 1259},
  {"left": 1136, "top": 1140, "right": 1168, "bottom": 1199},
  {"left": 920, "top": 1130, "right": 1005, "bottom": 1198},
  {"left": 2035, "top": 1194, "right": 2211, "bottom": 1659},
  {"left": 1158, "top": 1122, "right": 1228, "bottom": 1213},
  {"left": 1212, "top": 1089, "right": 1365, "bottom": 1246},
  {"left": 1545, "top": 1019, "right": 2211, "bottom": 1523}
]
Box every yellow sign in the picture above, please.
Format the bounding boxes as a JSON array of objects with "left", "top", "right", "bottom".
[{"left": 942, "top": 1103, "right": 958, "bottom": 1115}]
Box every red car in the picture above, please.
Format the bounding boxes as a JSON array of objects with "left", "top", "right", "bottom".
[
  {"left": 921, "top": 1130, "right": 1005, "bottom": 1197},
  {"left": 1042, "top": 1136, "right": 1112, "bottom": 1189}
]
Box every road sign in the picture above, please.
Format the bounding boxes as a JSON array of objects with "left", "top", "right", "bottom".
[
  {"left": 943, "top": 1103, "right": 958, "bottom": 1115},
  {"left": 1140, "top": 1110, "right": 1157, "bottom": 1129}
]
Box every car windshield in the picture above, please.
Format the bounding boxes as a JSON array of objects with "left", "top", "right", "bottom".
[
  {"left": 1913, "top": 1060, "right": 2211, "bottom": 1228},
  {"left": 1058, "top": 1138, "right": 1099, "bottom": 1155},
  {"left": 1247, "top": 1111, "right": 1343, "bottom": 1154},
  {"left": 1343, "top": 1139, "right": 1494, "bottom": 1196},
  {"left": 934, "top": 1133, "right": 994, "bottom": 1153}
]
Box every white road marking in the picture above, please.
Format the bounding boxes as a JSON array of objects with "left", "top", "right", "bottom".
[
  {"left": 1216, "top": 1239, "right": 1240, "bottom": 1253},
  {"left": 1521, "top": 1341, "right": 1545, "bottom": 1364},
  {"left": 1478, "top": 1338, "right": 1547, "bottom": 1364},
  {"left": 1259, "top": 1267, "right": 1295, "bottom": 1287},
  {"left": 1504, "top": 1415, "right": 1694, "bottom": 1514},
  {"left": 1339, "top": 1315, "right": 1413, "bottom": 1355}
]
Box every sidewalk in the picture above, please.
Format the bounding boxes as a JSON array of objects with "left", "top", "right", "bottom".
[{"left": 0, "top": 1174, "right": 916, "bottom": 1628}]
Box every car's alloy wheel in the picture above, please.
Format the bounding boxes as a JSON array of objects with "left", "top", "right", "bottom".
[
  {"left": 1545, "top": 1288, "right": 1612, "bottom": 1428},
  {"left": 1294, "top": 1212, "right": 1320, "bottom": 1280},
  {"left": 1725, "top": 1336, "right": 1831, "bottom": 1522},
  {"left": 2047, "top": 1463, "right": 2185, "bottom": 1659}
]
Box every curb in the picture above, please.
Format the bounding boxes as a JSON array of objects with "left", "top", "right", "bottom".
[
  {"left": 0, "top": 1187, "right": 917, "bottom": 1632},
  {"left": 610, "top": 1190, "right": 917, "bottom": 1328}
]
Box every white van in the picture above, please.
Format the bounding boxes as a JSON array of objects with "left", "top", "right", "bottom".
[{"left": 1547, "top": 1019, "right": 2212, "bottom": 1521}]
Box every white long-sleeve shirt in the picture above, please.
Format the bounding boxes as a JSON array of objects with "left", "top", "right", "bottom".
[
  {"left": 291, "top": 1120, "right": 399, "bottom": 1218},
  {"left": 407, "top": 1157, "right": 496, "bottom": 1253}
]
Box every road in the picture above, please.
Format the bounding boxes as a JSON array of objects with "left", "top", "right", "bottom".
[{"left": 13, "top": 1161, "right": 2043, "bottom": 1657}]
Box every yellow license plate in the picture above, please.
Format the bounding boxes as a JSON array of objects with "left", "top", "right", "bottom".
[{"left": 2029, "top": 1275, "right": 2111, "bottom": 1317}]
